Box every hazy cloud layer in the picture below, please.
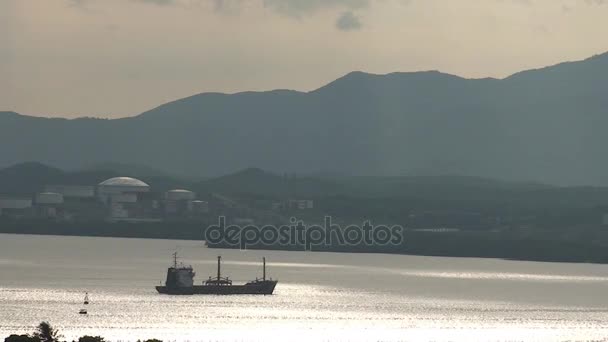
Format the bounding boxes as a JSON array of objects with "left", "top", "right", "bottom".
[{"left": 1, "top": 0, "right": 608, "bottom": 118}]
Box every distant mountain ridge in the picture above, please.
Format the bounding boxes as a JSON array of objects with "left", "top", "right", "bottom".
[
  {"left": 7, "top": 162, "right": 608, "bottom": 213},
  {"left": 2, "top": 52, "right": 608, "bottom": 185},
  {"left": 0, "top": 162, "right": 553, "bottom": 200},
  {"left": 0, "top": 162, "right": 535, "bottom": 195}
]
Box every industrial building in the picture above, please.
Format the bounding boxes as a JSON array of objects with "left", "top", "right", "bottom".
[
  {"left": 44, "top": 185, "right": 95, "bottom": 199},
  {"left": 34, "top": 192, "right": 64, "bottom": 218},
  {"left": 0, "top": 197, "right": 33, "bottom": 218},
  {"left": 284, "top": 199, "right": 314, "bottom": 210}
]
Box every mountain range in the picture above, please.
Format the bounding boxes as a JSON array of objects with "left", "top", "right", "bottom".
[{"left": 2, "top": 52, "right": 608, "bottom": 185}]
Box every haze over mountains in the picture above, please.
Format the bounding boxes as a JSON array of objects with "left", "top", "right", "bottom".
[{"left": 2, "top": 52, "right": 608, "bottom": 185}]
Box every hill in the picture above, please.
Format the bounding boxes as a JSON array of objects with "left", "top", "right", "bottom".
[
  {"left": 195, "top": 168, "right": 346, "bottom": 198},
  {"left": 0, "top": 162, "right": 551, "bottom": 200},
  {"left": 2, "top": 52, "right": 608, "bottom": 185},
  {"left": 0, "top": 162, "right": 189, "bottom": 195},
  {"left": 4, "top": 162, "right": 608, "bottom": 232}
]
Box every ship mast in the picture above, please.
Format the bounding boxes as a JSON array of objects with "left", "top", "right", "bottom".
[
  {"left": 173, "top": 252, "right": 178, "bottom": 269},
  {"left": 217, "top": 256, "right": 221, "bottom": 282},
  {"left": 263, "top": 257, "right": 266, "bottom": 281}
]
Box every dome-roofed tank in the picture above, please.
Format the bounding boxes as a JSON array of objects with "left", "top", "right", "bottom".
[
  {"left": 191, "top": 200, "right": 209, "bottom": 213},
  {"left": 166, "top": 189, "right": 196, "bottom": 201},
  {"left": 35, "top": 192, "right": 64, "bottom": 205},
  {"left": 98, "top": 177, "right": 150, "bottom": 194},
  {"left": 99, "top": 177, "right": 150, "bottom": 188},
  {"left": 98, "top": 177, "right": 151, "bottom": 205}
]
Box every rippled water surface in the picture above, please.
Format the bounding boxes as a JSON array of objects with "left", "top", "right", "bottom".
[{"left": 1, "top": 233, "right": 607, "bottom": 341}]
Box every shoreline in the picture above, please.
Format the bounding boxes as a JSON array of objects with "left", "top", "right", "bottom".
[{"left": 1, "top": 227, "right": 606, "bottom": 265}]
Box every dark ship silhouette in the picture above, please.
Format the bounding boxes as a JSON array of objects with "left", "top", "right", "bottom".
[{"left": 156, "top": 253, "right": 278, "bottom": 295}]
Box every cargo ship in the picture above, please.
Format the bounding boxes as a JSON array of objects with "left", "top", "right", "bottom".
[{"left": 156, "top": 253, "right": 278, "bottom": 295}]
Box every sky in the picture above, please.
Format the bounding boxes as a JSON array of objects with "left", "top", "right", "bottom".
[{"left": 1, "top": 0, "right": 608, "bottom": 118}]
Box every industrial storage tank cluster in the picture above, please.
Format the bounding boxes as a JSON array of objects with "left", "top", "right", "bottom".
[{"left": 0, "top": 176, "right": 209, "bottom": 221}]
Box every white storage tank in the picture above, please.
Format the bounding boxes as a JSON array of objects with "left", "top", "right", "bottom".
[
  {"left": 98, "top": 177, "right": 150, "bottom": 194},
  {"left": 98, "top": 177, "right": 150, "bottom": 204},
  {"left": 35, "top": 192, "right": 64, "bottom": 205},
  {"left": 191, "top": 200, "right": 209, "bottom": 213},
  {"left": 166, "top": 189, "right": 196, "bottom": 201}
]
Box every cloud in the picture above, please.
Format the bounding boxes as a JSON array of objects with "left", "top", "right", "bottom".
[
  {"left": 494, "top": 0, "right": 532, "bottom": 6},
  {"left": 134, "top": 0, "right": 176, "bottom": 5},
  {"left": 67, "top": 0, "right": 88, "bottom": 7},
  {"left": 69, "top": 0, "right": 183, "bottom": 9},
  {"left": 67, "top": 0, "right": 374, "bottom": 29},
  {"left": 72, "top": 0, "right": 372, "bottom": 15},
  {"left": 335, "top": 11, "right": 363, "bottom": 31},
  {"left": 262, "top": 0, "right": 369, "bottom": 17},
  {"left": 130, "top": 0, "right": 372, "bottom": 29},
  {"left": 212, "top": 0, "right": 246, "bottom": 13}
]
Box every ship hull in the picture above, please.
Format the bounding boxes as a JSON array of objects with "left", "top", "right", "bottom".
[{"left": 156, "top": 280, "right": 278, "bottom": 295}]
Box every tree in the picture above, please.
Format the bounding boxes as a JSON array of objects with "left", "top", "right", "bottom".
[
  {"left": 77, "top": 336, "right": 105, "bottom": 342},
  {"left": 32, "top": 322, "right": 62, "bottom": 342},
  {"left": 4, "top": 335, "right": 40, "bottom": 342}
]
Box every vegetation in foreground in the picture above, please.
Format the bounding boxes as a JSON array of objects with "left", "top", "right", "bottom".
[{"left": 4, "top": 322, "right": 161, "bottom": 342}]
